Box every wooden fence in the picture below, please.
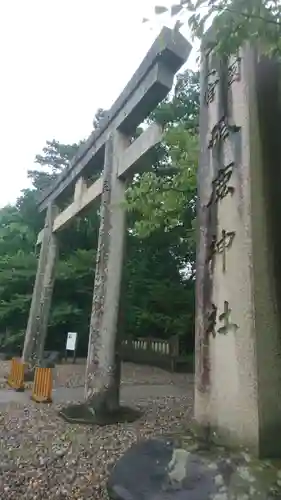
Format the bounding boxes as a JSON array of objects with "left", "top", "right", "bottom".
[
  {"left": 0, "top": 336, "right": 193, "bottom": 373},
  {"left": 121, "top": 335, "right": 193, "bottom": 372}
]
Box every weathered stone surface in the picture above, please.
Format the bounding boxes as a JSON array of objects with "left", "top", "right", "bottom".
[
  {"left": 107, "top": 438, "right": 218, "bottom": 499},
  {"left": 195, "top": 38, "right": 281, "bottom": 457},
  {"left": 84, "top": 132, "right": 128, "bottom": 406},
  {"left": 107, "top": 436, "right": 281, "bottom": 500},
  {"left": 22, "top": 204, "right": 59, "bottom": 366}
]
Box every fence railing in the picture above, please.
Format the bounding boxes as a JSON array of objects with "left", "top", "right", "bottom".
[
  {"left": 121, "top": 335, "right": 193, "bottom": 372},
  {"left": 0, "top": 337, "right": 193, "bottom": 373}
]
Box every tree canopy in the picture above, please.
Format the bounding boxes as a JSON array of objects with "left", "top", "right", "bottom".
[{"left": 152, "top": 0, "right": 281, "bottom": 56}]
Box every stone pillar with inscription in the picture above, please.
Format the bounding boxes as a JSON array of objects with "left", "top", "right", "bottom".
[{"left": 195, "top": 42, "right": 281, "bottom": 457}]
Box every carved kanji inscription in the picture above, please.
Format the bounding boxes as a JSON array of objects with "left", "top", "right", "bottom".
[
  {"left": 207, "top": 162, "right": 235, "bottom": 208},
  {"left": 207, "top": 229, "right": 235, "bottom": 272},
  {"left": 205, "top": 69, "right": 219, "bottom": 105},
  {"left": 206, "top": 301, "right": 238, "bottom": 338},
  {"left": 208, "top": 116, "right": 240, "bottom": 149},
  {"left": 228, "top": 57, "right": 241, "bottom": 86},
  {"left": 217, "top": 301, "right": 238, "bottom": 335}
]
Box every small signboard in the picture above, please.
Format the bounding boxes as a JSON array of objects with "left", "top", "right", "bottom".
[{"left": 66, "top": 332, "right": 77, "bottom": 351}]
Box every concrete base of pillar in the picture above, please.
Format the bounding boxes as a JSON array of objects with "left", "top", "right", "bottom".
[{"left": 58, "top": 401, "right": 141, "bottom": 426}]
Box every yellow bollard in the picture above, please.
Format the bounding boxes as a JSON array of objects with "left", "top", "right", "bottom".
[
  {"left": 7, "top": 357, "right": 25, "bottom": 391},
  {"left": 31, "top": 367, "right": 52, "bottom": 403}
]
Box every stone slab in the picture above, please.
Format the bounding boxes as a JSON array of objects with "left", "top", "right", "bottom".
[
  {"left": 107, "top": 438, "right": 218, "bottom": 500},
  {"left": 107, "top": 437, "right": 281, "bottom": 500}
]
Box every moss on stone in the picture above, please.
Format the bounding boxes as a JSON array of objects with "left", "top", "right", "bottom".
[{"left": 174, "top": 430, "right": 281, "bottom": 498}]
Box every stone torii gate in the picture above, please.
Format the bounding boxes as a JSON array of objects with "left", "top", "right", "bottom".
[{"left": 22, "top": 27, "right": 191, "bottom": 423}]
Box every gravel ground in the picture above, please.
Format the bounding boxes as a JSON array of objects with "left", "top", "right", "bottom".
[
  {"left": 0, "top": 359, "right": 192, "bottom": 388},
  {"left": 0, "top": 361, "right": 194, "bottom": 499}
]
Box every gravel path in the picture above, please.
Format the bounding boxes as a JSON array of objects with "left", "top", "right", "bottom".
[
  {"left": 0, "top": 360, "right": 191, "bottom": 389},
  {"left": 0, "top": 361, "right": 194, "bottom": 499}
]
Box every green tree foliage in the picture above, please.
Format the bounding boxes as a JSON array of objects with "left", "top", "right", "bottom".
[
  {"left": 28, "top": 139, "right": 85, "bottom": 193},
  {"left": 153, "top": 0, "right": 281, "bottom": 56},
  {"left": 126, "top": 70, "right": 199, "bottom": 276},
  {"left": 0, "top": 199, "right": 38, "bottom": 348},
  {"left": 0, "top": 73, "right": 198, "bottom": 354}
]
